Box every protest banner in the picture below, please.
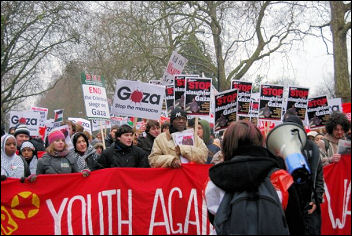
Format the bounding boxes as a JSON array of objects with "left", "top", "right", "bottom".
[
  {"left": 161, "top": 51, "right": 188, "bottom": 85},
  {"left": 259, "top": 84, "right": 284, "bottom": 120},
  {"left": 165, "top": 84, "right": 175, "bottom": 117},
  {"left": 231, "top": 80, "right": 252, "bottom": 116},
  {"left": 80, "top": 73, "right": 110, "bottom": 120},
  {"left": 214, "top": 89, "right": 238, "bottom": 131},
  {"left": 1, "top": 164, "right": 212, "bottom": 235},
  {"left": 321, "top": 154, "right": 351, "bottom": 235},
  {"left": 9, "top": 111, "right": 41, "bottom": 136},
  {"left": 286, "top": 86, "right": 309, "bottom": 121},
  {"left": 185, "top": 77, "right": 212, "bottom": 117},
  {"left": 111, "top": 80, "right": 165, "bottom": 121},
  {"left": 68, "top": 117, "right": 92, "bottom": 134},
  {"left": 342, "top": 102, "right": 351, "bottom": 121},
  {"left": 307, "top": 95, "right": 330, "bottom": 129}
]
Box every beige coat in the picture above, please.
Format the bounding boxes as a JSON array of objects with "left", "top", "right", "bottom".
[{"left": 148, "top": 130, "right": 208, "bottom": 168}]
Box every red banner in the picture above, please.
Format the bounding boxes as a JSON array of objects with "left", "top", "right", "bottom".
[
  {"left": 2, "top": 156, "right": 351, "bottom": 235},
  {"left": 321, "top": 154, "right": 351, "bottom": 235},
  {"left": 1, "top": 164, "right": 212, "bottom": 235}
]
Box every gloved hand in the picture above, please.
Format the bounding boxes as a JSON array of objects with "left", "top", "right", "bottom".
[
  {"left": 81, "top": 169, "right": 91, "bottom": 177},
  {"left": 27, "top": 174, "right": 37, "bottom": 183},
  {"left": 1, "top": 175, "right": 7, "bottom": 181}
]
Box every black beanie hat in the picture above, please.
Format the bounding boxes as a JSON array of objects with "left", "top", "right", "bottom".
[
  {"left": 283, "top": 113, "right": 304, "bottom": 128},
  {"left": 14, "top": 124, "right": 30, "bottom": 137},
  {"left": 170, "top": 108, "right": 187, "bottom": 124}
]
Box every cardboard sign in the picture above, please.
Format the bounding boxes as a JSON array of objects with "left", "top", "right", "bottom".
[
  {"left": 174, "top": 75, "right": 199, "bottom": 110},
  {"left": 214, "top": 89, "right": 238, "bottom": 131},
  {"left": 185, "top": 77, "right": 212, "bottom": 116},
  {"left": 111, "top": 80, "right": 165, "bottom": 120},
  {"left": 231, "top": 80, "right": 252, "bottom": 115},
  {"left": 9, "top": 111, "right": 41, "bottom": 136},
  {"left": 328, "top": 98, "right": 342, "bottom": 113},
  {"left": 307, "top": 95, "right": 330, "bottom": 129},
  {"left": 91, "top": 119, "right": 111, "bottom": 132},
  {"left": 165, "top": 84, "right": 175, "bottom": 117},
  {"left": 31, "top": 107, "right": 48, "bottom": 128},
  {"left": 81, "top": 73, "right": 110, "bottom": 120},
  {"left": 286, "top": 86, "right": 309, "bottom": 121},
  {"left": 259, "top": 84, "right": 284, "bottom": 120},
  {"left": 161, "top": 51, "right": 188, "bottom": 85},
  {"left": 68, "top": 117, "right": 92, "bottom": 134}
]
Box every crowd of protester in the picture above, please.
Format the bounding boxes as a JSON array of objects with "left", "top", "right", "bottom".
[{"left": 1, "top": 108, "right": 350, "bottom": 235}]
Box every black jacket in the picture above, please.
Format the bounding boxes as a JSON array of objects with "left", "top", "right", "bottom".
[
  {"left": 98, "top": 141, "right": 150, "bottom": 168},
  {"left": 209, "top": 145, "right": 305, "bottom": 235},
  {"left": 137, "top": 133, "right": 155, "bottom": 155},
  {"left": 104, "top": 134, "right": 114, "bottom": 148},
  {"left": 301, "top": 139, "right": 325, "bottom": 204}
]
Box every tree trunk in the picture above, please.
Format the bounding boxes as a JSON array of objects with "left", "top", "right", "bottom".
[{"left": 330, "top": 1, "right": 351, "bottom": 103}]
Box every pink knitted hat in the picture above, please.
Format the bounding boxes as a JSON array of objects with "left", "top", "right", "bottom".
[{"left": 48, "top": 130, "right": 65, "bottom": 145}]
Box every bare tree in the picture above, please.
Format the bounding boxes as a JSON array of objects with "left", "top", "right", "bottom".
[
  {"left": 304, "top": 1, "right": 351, "bottom": 102},
  {"left": 330, "top": 1, "right": 351, "bottom": 102},
  {"left": 1, "top": 1, "right": 85, "bottom": 123}
]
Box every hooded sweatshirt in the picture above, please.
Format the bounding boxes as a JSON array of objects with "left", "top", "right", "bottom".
[
  {"left": 1, "top": 134, "right": 30, "bottom": 178},
  {"left": 199, "top": 120, "right": 220, "bottom": 164}
]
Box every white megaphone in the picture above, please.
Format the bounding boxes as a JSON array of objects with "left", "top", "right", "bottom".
[{"left": 266, "top": 122, "right": 311, "bottom": 184}]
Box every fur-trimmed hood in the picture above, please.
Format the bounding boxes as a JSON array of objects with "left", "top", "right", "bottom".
[{"left": 209, "top": 145, "right": 285, "bottom": 192}]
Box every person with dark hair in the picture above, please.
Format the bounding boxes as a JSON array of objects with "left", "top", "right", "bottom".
[
  {"left": 205, "top": 120, "right": 305, "bottom": 235},
  {"left": 19, "top": 140, "right": 38, "bottom": 175},
  {"left": 94, "top": 142, "right": 104, "bottom": 155},
  {"left": 70, "top": 132, "right": 103, "bottom": 171},
  {"left": 192, "top": 119, "right": 220, "bottom": 164},
  {"left": 161, "top": 122, "right": 170, "bottom": 133},
  {"left": 317, "top": 111, "right": 350, "bottom": 166},
  {"left": 105, "top": 125, "right": 119, "bottom": 148},
  {"left": 98, "top": 124, "right": 149, "bottom": 168},
  {"left": 137, "top": 120, "right": 161, "bottom": 155},
  {"left": 283, "top": 112, "right": 325, "bottom": 235},
  {"left": 8, "top": 127, "right": 16, "bottom": 135},
  {"left": 148, "top": 107, "right": 208, "bottom": 168}
]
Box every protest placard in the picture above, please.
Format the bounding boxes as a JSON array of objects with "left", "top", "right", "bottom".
[
  {"left": 165, "top": 84, "right": 175, "bottom": 117},
  {"left": 111, "top": 80, "right": 165, "bottom": 120},
  {"left": 231, "top": 80, "right": 252, "bottom": 116},
  {"left": 259, "top": 84, "right": 284, "bottom": 120},
  {"left": 214, "top": 89, "right": 238, "bottom": 131},
  {"left": 286, "top": 86, "right": 309, "bottom": 120},
  {"left": 174, "top": 75, "right": 199, "bottom": 110},
  {"left": 68, "top": 117, "right": 92, "bottom": 134},
  {"left": 307, "top": 95, "right": 330, "bottom": 129},
  {"left": 185, "top": 77, "right": 212, "bottom": 116},
  {"left": 161, "top": 51, "right": 188, "bottom": 85},
  {"left": 81, "top": 73, "right": 110, "bottom": 120},
  {"left": 9, "top": 111, "right": 41, "bottom": 136},
  {"left": 31, "top": 106, "right": 48, "bottom": 128}
]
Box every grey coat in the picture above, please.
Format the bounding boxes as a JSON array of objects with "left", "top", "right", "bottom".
[{"left": 36, "top": 150, "right": 80, "bottom": 174}]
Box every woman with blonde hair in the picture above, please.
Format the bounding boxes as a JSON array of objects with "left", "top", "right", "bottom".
[{"left": 37, "top": 130, "right": 89, "bottom": 177}]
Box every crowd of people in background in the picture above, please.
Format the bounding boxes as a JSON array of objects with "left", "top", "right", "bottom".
[{"left": 1, "top": 108, "right": 351, "bottom": 235}]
